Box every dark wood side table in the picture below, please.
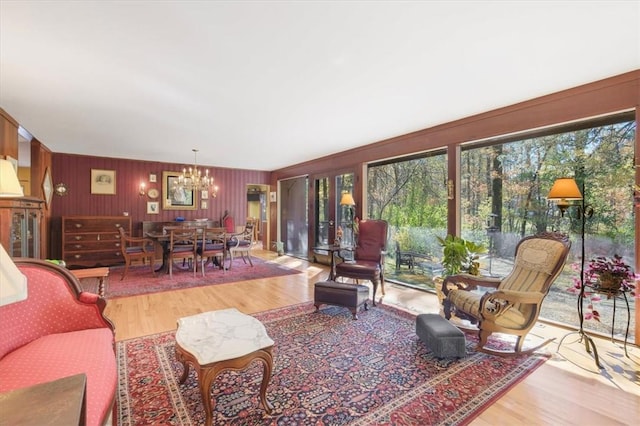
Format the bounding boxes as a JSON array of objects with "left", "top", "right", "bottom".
[
  {"left": 71, "top": 267, "right": 110, "bottom": 297},
  {"left": 314, "top": 244, "right": 345, "bottom": 281},
  {"left": 0, "top": 373, "right": 87, "bottom": 426}
]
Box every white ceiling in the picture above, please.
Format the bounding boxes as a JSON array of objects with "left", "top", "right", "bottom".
[{"left": 1, "top": 1, "right": 639, "bottom": 171}]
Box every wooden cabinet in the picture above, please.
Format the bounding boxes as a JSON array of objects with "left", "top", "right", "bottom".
[
  {"left": 0, "top": 197, "right": 43, "bottom": 258},
  {"left": 62, "top": 215, "right": 131, "bottom": 268}
]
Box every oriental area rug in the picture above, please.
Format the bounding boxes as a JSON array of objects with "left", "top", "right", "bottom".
[
  {"left": 116, "top": 303, "right": 549, "bottom": 425},
  {"left": 97, "top": 257, "right": 300, "bottom": 298}
]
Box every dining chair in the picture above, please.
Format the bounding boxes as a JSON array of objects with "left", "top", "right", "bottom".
[
  {"left": 197, "top": 228, "right": 226, "bottom": 276},
  {"left": 118, "top": 227, "right": 156, "bottom": 280},
  {"left": 226, "top": 224, "right": 254, "bottom": 269},
  {"left": 168, "top": 228, "right": 198, "bottom": 278}
]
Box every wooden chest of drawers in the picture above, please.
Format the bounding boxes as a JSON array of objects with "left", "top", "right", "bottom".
[{"left": 62, "top": 216, "right": 131, "bottom": 268}]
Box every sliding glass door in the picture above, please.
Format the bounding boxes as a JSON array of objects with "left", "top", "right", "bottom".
[{"left": 279, "top": 176, "right": 308, "bottom": 258}]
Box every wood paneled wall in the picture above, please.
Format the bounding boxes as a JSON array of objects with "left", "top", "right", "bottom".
[{"left": 49, "top": 153, "right": 269, "bottom": 258}]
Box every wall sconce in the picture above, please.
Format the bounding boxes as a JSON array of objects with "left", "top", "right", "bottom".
[{"left": 139, "top": 182, "right": 146, "bottom": 196}]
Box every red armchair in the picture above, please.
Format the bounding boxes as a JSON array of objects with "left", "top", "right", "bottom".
[{"left": 334, "top": 219, "right": 388, "bottom": 306}]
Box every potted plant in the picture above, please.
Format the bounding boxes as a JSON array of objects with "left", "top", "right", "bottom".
[
  {"left": 436, "top": 234, "right": 487, "bottom": 277},
  {"left": 568, "top": 255, "right": 637, "bottom": 322},
  {"left": 584, "top": 255, "right": 637, "bottom": 296},
  {"left": 433, "top": 235, "right": 486, "bottom": 314}
]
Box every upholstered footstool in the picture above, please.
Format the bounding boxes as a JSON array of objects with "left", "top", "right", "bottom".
[
  {"left": 314, "top": 280, "right": 369, "bottom": 320},
  {"left": 416, "top": 313, "right": 466, "bottom": 359}
]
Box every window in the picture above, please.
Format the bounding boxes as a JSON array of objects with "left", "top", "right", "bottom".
[{"left": 460, "top": 116, "right": 636, "bottom": 340}]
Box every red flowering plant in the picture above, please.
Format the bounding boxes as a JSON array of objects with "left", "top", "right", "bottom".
[{"left": 568, "top": 255, "right": 637, "bottom": 322}]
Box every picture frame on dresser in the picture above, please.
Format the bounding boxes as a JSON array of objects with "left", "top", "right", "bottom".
[
  {"left": 162, "top": 171, "right": 196, "bottom": 210},
  {"left": 90, "top": 169, "right": 116, "bottom": 195}
]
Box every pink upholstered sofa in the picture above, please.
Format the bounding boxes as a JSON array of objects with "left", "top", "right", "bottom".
[{"left": 0, "top": 258, "right": 117, "bottom": 426}]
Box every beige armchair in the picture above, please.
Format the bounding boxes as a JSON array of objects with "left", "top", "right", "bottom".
[{"left": 442, "top": 232, "right": 570, "bottom": 356}]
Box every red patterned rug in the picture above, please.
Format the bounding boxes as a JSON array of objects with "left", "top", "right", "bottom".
[
  {"left": 99, "top": 257, "right": 300, "bottom": 298},
  {"left": 116, "top": 303, "right": 549, "bottom": 425}
]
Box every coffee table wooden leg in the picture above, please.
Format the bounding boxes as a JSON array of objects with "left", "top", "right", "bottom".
[
  {"left": 257, "top": 348, "right": 274, "bottom": 413},
  {"left": 200, "top": 368, "right": 218, "bottom": 426},
  {"left": 174, "top": 345, "right": 190, "bottom": 384}
]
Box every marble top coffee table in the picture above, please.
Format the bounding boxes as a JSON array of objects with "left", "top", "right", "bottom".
[{"left": 175, "top": 308, "right": 274, "bottom": 426}]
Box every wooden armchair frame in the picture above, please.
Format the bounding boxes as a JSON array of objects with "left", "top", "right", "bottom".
[
  {"left": 442, "top": 232, "right": 571, "bottom": 356},
  {"left": 118, "top": 227, "right": 156, "bottom": 280}
]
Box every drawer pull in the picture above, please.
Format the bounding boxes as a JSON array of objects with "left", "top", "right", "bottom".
[
  {"left": 114, "top": 223, "right": 121, "bottom": 228},
  {"left": 74, "top": 223, "right": 83, "bottom": 228},
  {"left": 74, "top": 244, "right": 82, "bottom": 249},
  {"left": 74, "top": 254, "right": 81, "bottom": 259},
  {"left": 74, "top": 236, "right": 83, "bottom": 241}
]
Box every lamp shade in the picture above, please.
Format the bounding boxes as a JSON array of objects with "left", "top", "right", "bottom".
[
  {"left": 0, "top": 243, "right": 27, "bottom": 306},
  {"left": 547, "top": 178, "right": 582, "bottom": 200},
  {"left": 0, "top": 159, "right": 24, "bottom": 197},
  {"left": 340, "top": 192, "right": 355, "bottom": 206}
]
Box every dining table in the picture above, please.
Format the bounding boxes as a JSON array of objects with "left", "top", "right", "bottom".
[{"left": 144, "top": 230, "right": 172, "bottom": 274}]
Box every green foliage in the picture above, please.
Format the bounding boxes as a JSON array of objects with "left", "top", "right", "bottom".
[{"left": 436, "top": 235, "right": 487, "bottom": 276}]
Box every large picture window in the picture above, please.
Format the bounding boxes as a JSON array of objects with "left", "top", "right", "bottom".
[
  {"left": 460, "top": 116, "right": 636, "bottom": 340},
  {"left": 365, "top": 114, "right": 636, "bottom": 343}
]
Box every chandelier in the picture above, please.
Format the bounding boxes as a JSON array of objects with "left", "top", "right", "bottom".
[{"left": 176, "top": 149, "right": 218, "bottom": 196}]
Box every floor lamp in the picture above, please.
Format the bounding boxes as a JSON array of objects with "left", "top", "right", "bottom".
[{"left": 547, "top": 177, "right": 602, "bottom": 369}]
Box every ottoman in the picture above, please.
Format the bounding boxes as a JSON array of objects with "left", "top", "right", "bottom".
[
  {"left": 416, "top": 313, "right": 466, "bottom": 358},
  {"left": 314, "top": 280, "right": 370, "bottom": 320}
]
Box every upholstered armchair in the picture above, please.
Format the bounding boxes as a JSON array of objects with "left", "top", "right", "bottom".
[
  {"left": 442, "top": 232, "right": 570, "bottom": 356},
  {"left": 118, "top": 227, "right": 156, "bottom": 280},
  {"left": 334, "top": 219, "right": 388, "bottom": 306}
]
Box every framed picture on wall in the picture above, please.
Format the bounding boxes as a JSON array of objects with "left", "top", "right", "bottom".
[
  {"left": 147, "top": 201, "right": 159, "bottom": 214},
  {"left": 201, "top": 200, "right": 208, "bottom": 209},
  {"left": 162, "top": 171, "right": 196, "bottom": 210},
  {"left": 91, "top": 169, "right": 116, "bottom": 195},
  {"left": 42, "top": 168, "right": 53, "bottom": 208}
]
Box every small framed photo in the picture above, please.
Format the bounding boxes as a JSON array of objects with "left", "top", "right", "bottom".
[
  {"left": 149, "top": 173, "right": 157, "bottom": 183},
  {"left": 91, "top": 169, "right": 116, "bottom": 195},
  {"left": 201, "top": 200, "right": 208, "bottom": 210},
  {"left": 201, "top": 190, "right": 209, "bottom": 200},
  {"left": 147, "top": 201, "right": 159, "bottom": 214}
]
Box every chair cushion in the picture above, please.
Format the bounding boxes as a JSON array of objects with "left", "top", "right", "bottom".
[
  {"left": 172, "top": 246, "right": 194, "bottom": 254},
  {"left": 335, "top": 260, "right": 380, "bottom": 276},
  {"left": 448, "top": 289, "right": 526, "bottom": 328},
  {"left": 125, "top": 246, "right": 154, "bottom": 254},
  {"left": 0, "top": 328, "right": 116, "bottom": 426},
  {"left": 227, "top": 240, "right": 250, "bottom": 248}
]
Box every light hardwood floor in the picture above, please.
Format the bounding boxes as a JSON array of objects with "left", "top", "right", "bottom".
[{"left": 104, "top": 249, "right": 639, "bottom": 425}]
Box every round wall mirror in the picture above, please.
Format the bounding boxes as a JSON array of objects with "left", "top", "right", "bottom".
[{"left": 54, "top": 183, "right": 68, "bottom": 196}]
